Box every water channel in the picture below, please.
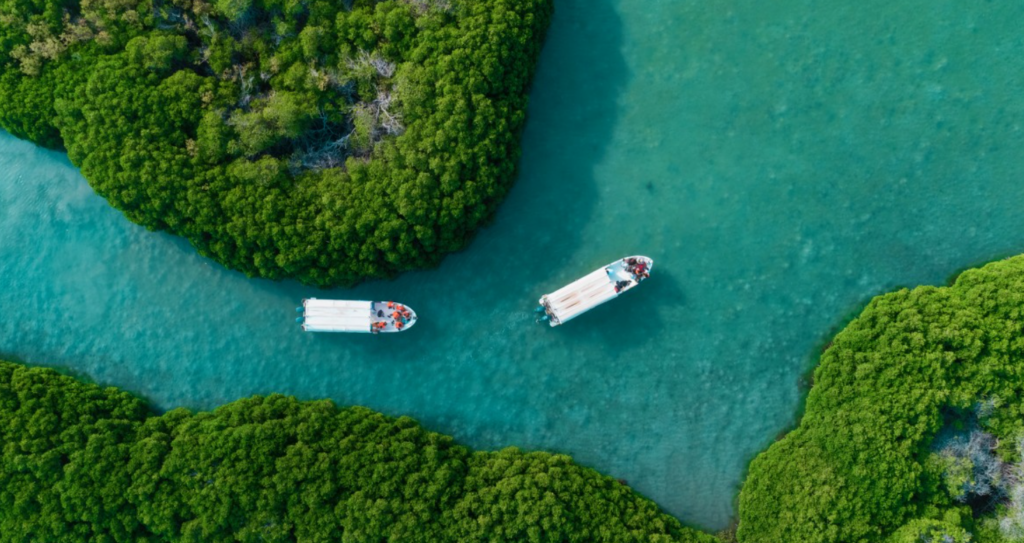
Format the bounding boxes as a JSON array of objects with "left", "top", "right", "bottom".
[{"left": 3, "top": 0, "right": 1024, "bottom": 529}]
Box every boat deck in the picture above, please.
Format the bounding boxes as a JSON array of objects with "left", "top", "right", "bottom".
[
  {"left": 607, "top": 260, "right": 637, "bottom": 284},
  {"left": 370, "top": 301, "right": 417, "bottom": 333}
]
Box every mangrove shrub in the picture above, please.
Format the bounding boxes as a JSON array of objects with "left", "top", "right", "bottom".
[
  {"left": 0, "top": 0, "right": 552, "bottom": 286},
  {"left": 0, "top": 359, "right": 715, "bottom": 542},
  {"left": 738, "top": 255, "right": 1024, "bottom": 542}
]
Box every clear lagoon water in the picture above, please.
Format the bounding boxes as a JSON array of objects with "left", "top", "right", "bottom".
[{"left": 4, "top": 0, "right": 1024, "bottom": 531}]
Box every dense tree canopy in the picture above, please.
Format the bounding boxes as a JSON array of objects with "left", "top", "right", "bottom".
[
  {"left": 0, "top": 359, "right": 715, "bottom": 542},
  {"left": 0, "top": 0, "right": 552, "bottom": 286},
  {"left": 737, "top": 255, "right": 1024, "bottom": 543}
]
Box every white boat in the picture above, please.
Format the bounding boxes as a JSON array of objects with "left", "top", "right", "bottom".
[
  {"left": 538, "top": 256, "right": 653, "bottom": 327},
  {"left": 299, "top": 298, "right": 417, "bottom": 333}
]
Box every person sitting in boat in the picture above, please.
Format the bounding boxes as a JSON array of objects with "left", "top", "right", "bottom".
[
  {"left": 632, "top": 260, "right": 648, "bottom": 279},
  {"left": 401, "top": 309, "right": 412, "bottom": 320},
  {"left": 395, "top": 320, "right": 405, "bottom": 330},
  {"left": 614, "top": 280, "right": 630, "bottom": 293},
  {"left": 387, "top": 301, "right": 395, "bottom": 309}
]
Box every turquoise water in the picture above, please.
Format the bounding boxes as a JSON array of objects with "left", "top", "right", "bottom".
[{"left": 4, "top": 0, "right": 1024, "bottom": 530}]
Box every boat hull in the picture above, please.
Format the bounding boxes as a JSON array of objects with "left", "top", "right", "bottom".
[
  {"left": 300, "top": 299, "right": 418, "bottom": 333},
  {"left": 539, "top": 256, "right": 653, "bottom": 327}
]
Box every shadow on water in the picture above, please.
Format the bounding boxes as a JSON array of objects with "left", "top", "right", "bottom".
[{"left": 558, "top": 270, "right": 684, "bottom": 356}]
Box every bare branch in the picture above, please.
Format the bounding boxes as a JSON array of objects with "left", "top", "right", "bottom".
[
  {"left": 347, "top": 51, "right": 396, "bottom": 79},
  {"left": 375, "top": 89, "right": 405, "bottom": 136},
  {"left": 400, "top": 0, "right": 452, "bottom": 15}
]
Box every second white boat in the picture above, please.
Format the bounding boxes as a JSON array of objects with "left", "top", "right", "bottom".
[{"left": 538, "top": 256, "right": 653, "bottom": 327}]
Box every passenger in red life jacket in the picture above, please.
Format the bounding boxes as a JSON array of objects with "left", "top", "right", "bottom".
[
  {"left": 395, "top": 321, "right": 404, "bottom": 330},
  {"left": 387, "top": 301, "right": 395, "bottom": 309},
  {"left": 634, "top": 260, "right": 648, "bottom": 279}
]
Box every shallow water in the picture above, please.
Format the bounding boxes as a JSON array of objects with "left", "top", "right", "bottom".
[{"left": 4, "top": 0, "right": 1024, "bottom": 530}]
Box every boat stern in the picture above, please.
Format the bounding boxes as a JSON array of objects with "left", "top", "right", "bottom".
[{"left": 537, "top": 295, "right": 561, "bottom": 326}]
